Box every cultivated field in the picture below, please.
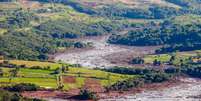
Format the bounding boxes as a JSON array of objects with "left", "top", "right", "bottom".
[{"left": 0, "top": 60, "right": 134, "bottom": 90}]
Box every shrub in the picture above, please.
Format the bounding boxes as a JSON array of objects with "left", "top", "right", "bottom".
[
  {"left": 0, "top": 90, "right": 44, "bottom": 101},
  {"left": 0, "top": 90, "right": 22, "bottom": 101},
  {"left": 131, "top": 57, "right": 144, "bottom": 64},
  {"left": 6, "top": 83, "right": 39, "bottom": 92},
  {"left": 78, "top": 89, "right": 97, "bottom": 100},
  {"left": 143, "top": 73, "right": 170, "bottom": 83}
]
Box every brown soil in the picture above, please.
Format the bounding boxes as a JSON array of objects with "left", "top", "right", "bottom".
[
  {"left": 84, "top": 78, "right": 105, "bottom": 93},
  {"left": 21, "top": 77, "right": 183, "bottom": 100},
  {"left": 63, "top": 76, "right": 76, "bottom": 84},
  {"left": 19, "top": 0, "right": 42, "bottom": 9}
]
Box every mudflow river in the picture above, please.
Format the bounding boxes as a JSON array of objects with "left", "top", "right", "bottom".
[
  {"left": 102, "top": 78, "right": 201, "bottom": 101},
  {"left": 54, "top": 35, "right": 156, "bottom": 68},
  {"left": 54, "top": 36, "right": 201, "bottom": 101}
]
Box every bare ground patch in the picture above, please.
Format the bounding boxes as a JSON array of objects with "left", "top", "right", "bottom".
[
  {"left": 84, "top": 78, "right": 105, "bottom": 93},
  {"left": 63, "top": 76, "right": 76, "bottom": 84}
]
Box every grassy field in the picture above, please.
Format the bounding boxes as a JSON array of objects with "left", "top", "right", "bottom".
[
  {"left": 143, "top": 51, "right": 199, "bottom": 65},
  {"left": 0, "top": 60, "right": 134, "bottom": 90},
  {"left": 172, "top": 14, "right": 201, "bottom": 25},
  {"left": 9, "top": 60, "right": 62, "bottom": 70},
  {"left": 144, "top": 54, "right": 171, "bottom": 64},
  {"left": 71, "top": 0, "right": 181, "bottom": 9},
  {"left": 0, "top": 2, "right": 21, "bottom": 10},
  {"left": 36, "top": 3, "right": 110, "bottom": 25},
  {"left": 0, "top": 29, "right": 7, "bottom": 36}
]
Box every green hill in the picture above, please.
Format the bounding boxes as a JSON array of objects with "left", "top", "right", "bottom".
[{"left": 1, "top": 0, "right": 201, "bottom": 60}]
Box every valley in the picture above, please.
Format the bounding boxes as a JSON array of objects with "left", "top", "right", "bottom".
[
  {"left": 1, "top": 0, "right": 201, "bottom": 101},
  {"left": 55, "top": 35, "right": 158, "bottom": 68}
]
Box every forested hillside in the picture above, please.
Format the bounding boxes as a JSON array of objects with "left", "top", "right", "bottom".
[
  {"left": 0, "top": 1, "right": 127, "bottom": 60},
  {"left": 1, "top": 0, "right": 201, "bottom": 60},
  {"left": 108, "top": 15, "right": 201, "bottom": 53},
  {"left": 1, "top": 0, "right": 201, "bottom": 101}
]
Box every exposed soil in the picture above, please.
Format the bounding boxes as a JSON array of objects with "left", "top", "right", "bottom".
[
  {"left": 19, "top": 0, "right": 42, "bottom": 9},
  {"left": 63, "top": 76, "right": 76, "bottom": 84},
  {"left": 22, "top": 77, "right": 201, "bottom": 101},
  {"left": 84, "top": 78, "right": 105, "bottom": 93}
]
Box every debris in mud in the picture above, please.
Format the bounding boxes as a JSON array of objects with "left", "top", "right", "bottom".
[{"left": 54, "top": 35, "right": 159, "bottom": 68}]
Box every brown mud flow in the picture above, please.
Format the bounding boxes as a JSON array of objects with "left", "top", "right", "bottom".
[{"left": 54, "top": 35, "right": 159, "bottom": 68}]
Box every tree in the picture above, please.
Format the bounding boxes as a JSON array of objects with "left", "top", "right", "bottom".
[
  {"left": 169, "top": 55, "right": 176, "bottom": 65},
  {"left": 131, "top": 57, "right": 144, "bottom": 64},
  {"left": 9, "top": 67, "right": 19, "bottom": 83},
  {"left": 54, "top": 68, "right": 61, "bottom": 74},
  {"left": 79, "top": 89, "right": 96, "bottom": 100},
  {"left": 77, "top": 72, "right": 81, "bottom": 77},
  {"left": 0, "top": 68, "right": 3, "bottom": 77},
  {"left": 107, "top": 73, "right": 111, "bottom": 86},
  {"left": 153, "top": 59, "right": 161, "bottom": 66},
  {"left": 61, "top": 65, "right": 69, "bottom": 73},
  {"left": 54, "top": 68, "right": 64, "bottom": 90},
  {"left": 56, "top": 75, "right": 64, "bottom": 90}
]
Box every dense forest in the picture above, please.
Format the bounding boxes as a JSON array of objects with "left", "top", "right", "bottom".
[
  {"left": 37, "top": 19, "right": 123, "bottom": 38},
  {"left": 1, "top": 0, "right": 201, "bottom": 59},
  {"left": 108, "top": 17, "right": 201, "bottom": 53},
  {"left": 0, "top": 4, "right": 126, "bottom": 60},
  {"left": 0, "top": 9, "right": 71, "bottom": 60}
]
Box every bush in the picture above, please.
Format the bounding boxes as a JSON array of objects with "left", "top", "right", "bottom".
[
  {"left": 0, "top": 90, "right": 22, "bottom": 101},
  {"left": 165, "top": 67, "right": 180, "bottom": 74},
  {"left": 6, "top": 83, "right": 39, "bottom": 92},
  {"left": 78, "top": 89, "right": 97, "bottom": 100},
  {"left": 104, "top": 66, "right": 152, "bottom": 75},
  {"left": 0, "top": 90, "right": 44, "bottom": 101},
  {"left": 131, "top": 57, "right": 144, "bottom": 64},
  {"left": 74, "top": 42, "right": 87, "bottom": 48},
  {"left": 108, "top": 78, "right": 144, "bottom": 91},
  {"left": 143, "top": 73, "right": 170, "bottom": 83},
  {"left": 181, "top": 65, "right": 201, "bottom": 78}
]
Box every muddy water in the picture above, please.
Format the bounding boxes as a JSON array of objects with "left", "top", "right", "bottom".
[
  {"left": 103, "top": 78, "right": 201, "bottom": 101},
  {"left": 54, "top": 35, "right": 157, "bottom": 68},
  {"left": 54, "top": 36, "right": 201, "bottom": 101}
]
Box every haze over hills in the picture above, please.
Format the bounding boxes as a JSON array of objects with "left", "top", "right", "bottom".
[{"left": 1, "top": 0, "right": 201, "bottom": 101}]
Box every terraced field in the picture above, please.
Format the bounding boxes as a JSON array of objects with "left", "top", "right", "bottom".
[{"left": 0, "top": 60, "right": 134, "bottom": 90}]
